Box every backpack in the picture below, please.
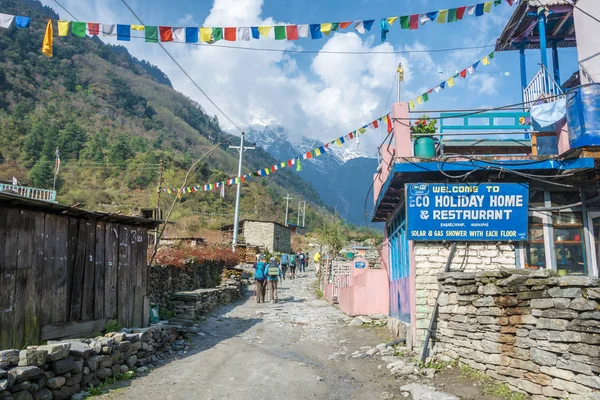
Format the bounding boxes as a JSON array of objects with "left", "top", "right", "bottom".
[
  {"left": 254, "top": 262, "right": 266, "bottom": 280},
  {"left": 290, "top": 254, "right": 296, "bottom": 265},
  {"left": 267, "top": 265, "right": 279, "bottom": 277},
  {"left": 299, "top": 254, "right": 305, "bottom": 260}
]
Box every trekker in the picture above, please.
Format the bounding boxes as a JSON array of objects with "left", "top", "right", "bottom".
[
  {"left": 289, "top": 252, "right": 297, "bottom": 279},
  {"left": 299, "top": 252, "right": 306, "bottom": 273},
  {"left": 314, "top": 252, "right": 321, "bottom": 276},
  {"left": 264, "top": 257, "right": 282, "bottom": 303},
  {"left": 305, "top": 252, "right": 310, "bottom": 272},
  {"left": 254, "top": 256, "right": 267, "bottom": 303},
  {"left": 280, "top": 252, "right": 289, "bottom": 280}
]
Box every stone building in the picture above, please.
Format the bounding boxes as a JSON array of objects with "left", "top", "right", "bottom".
[{"left": 220, "top": 219, "right": 291, "bottom": 253}]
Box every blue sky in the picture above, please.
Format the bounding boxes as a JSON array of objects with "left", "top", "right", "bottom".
[{"left": 40, "top": 0, "right": 580, "bottom": 156}]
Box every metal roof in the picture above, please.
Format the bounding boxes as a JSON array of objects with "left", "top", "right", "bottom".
[
  {"left": 219, "top": 219, "right": 289, "bottom": 231},
  {"left": 0, "top": 192, "right": 163, "bottom": 228},
  {"left": 495, "top": 0, "right": 576, "bottom": 52}
]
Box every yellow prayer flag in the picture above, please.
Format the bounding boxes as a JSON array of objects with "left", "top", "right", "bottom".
[
  {"left": 314, "top": 148, "right": 322, "bottom": 156},
  {"left": 358, "top": 127, "right": 366, "bottom": 134},
  {"left": 482, "top": 56, "right": 490, "bottom": 65},
  {"left": 131, "top": 25, "right": 145, "bottom": 31},
  {"left": 42, "top": 19, "right": 53, "bottom": 57},
  {"left": 320, "top": 23, "right": 333, "bottom": 35},
  {"left": 483, "top": 2, "right": 493, "bottom": 13},
  {"left": 409, "top": 100, "right": 415, "bottom": 110},
  {"left": 258, "top": 26, "right": 272, "bottom": 37},
  {"left": 57, "top": 20, "right": 69, "bottom": 36},
  {"left": 264, "top": 168, "right": 270, "bottom": 175},
  {"left": 448, "top": 77, "right": 455, "bottom": 87},
  {"left": 200, "top": 27, "right": 212, "bottom": 42},
  {"left": 417, "top": 96, "right": 423, "bottom": 104},
  {"left": 335, "top": 138, "right": 342, "bottom": 146},
  {"left": 387, "top": 17, "right": 399, "bottom": 26},
  {"left": 437, "top": 10, "right": 448, "bottom": 23}
]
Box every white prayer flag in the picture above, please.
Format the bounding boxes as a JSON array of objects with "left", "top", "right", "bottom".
[
  {"left": 354, "top": 21, "right": 365, "bottom": 34},
  {"left": 467, "top": 5, "right": 476, "bottom": 15},
  {"left": 420, "top": 14, "right": 429, "bottom": 25},
  {"left": 102, "top": 24, "right": 116, "bottom": 36},
  {"left": 467, "top": 66, "right": 475, "bottom": 74},
  {"left": 237, "top": 27, "right": 250, "bottom": 41},
  {"left": 0, "top": 13, "right": 14, "bottom": 29},
  {"left": 297, "top": 24, "right": 309, "bottom": 37},
  {"left": 172, "top": 27, "right": 185, "bottom": 42}
]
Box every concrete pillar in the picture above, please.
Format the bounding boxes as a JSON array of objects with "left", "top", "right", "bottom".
[{"left": 392, "top": 102, "right": 413, "bottom": 158}]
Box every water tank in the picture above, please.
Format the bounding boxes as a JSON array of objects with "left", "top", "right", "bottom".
[
  {"left": 414, "top": 136, "right": 436, "bottom": 158},
  {"left": 567, "top": 84, "right": 600, "bottom": 149}
]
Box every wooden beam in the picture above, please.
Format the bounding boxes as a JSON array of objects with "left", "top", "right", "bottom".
[
  {"left": 41, "top": 318, "right": 106, "bottom": 340},
  {"left": 552, "top": 12, "right": 572, "bottom": 36}
]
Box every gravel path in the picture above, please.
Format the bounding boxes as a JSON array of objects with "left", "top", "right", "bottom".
[{"left": 102, "top": 272, "right": 401, "bottom": 400}]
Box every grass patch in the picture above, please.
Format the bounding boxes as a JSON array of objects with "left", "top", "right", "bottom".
[
  {"left": 88, "top": 370, "right": 137, "bottom": 397},
  {"left": 104, "top": 320, "right": 122, "bottom": 334},
  {"left": 459, "top": 364, "right": 529, "bottom": 400}
]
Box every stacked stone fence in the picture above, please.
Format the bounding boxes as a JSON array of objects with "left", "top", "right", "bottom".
[{"left": 433, "top": 269, "right": 600, "bottom": 399}]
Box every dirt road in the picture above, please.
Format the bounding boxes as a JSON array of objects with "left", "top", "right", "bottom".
[{"left": 103, "top": 272, "right": 400, "bottom": 400}]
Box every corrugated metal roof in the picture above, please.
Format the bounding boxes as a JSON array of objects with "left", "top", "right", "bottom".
[
  {"left": 0, "top": 191, "right": 162, "bottom": 227},
  {"left": 527, "top": 0, "right": 572, "bottom": 6}
]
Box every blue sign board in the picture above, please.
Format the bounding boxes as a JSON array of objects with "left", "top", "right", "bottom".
[
  {"left": 355, "top": 261, "right": 366, "bottom": 269},
  {"left": 406, "top": 183, "right": 529, "bottom": 241}
]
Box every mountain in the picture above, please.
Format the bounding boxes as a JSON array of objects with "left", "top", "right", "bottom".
[
  {"left": 0, "top": 0, "right": 329, "bottom": 233},
  {"left": 246, "top": 127, "right": 380, "bottom": 227}
]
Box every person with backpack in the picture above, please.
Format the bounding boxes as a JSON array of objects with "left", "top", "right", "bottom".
[
  {"left": 264, "top": 257, "right": 282, "bottom": 303},
  {"left": 254, "top": 256, "right": 267, "bottom": 303},
  {"left": 280, "top": 252, "right": 289, "bottom": 280},
  {"left": 289, "top": 252, "right": 297, "bottom": 279},
  {"left": 299, "top": 252, "right": 306, "bottom": 273}
]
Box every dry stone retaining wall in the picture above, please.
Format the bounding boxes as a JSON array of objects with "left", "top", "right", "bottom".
[
  {"left": 434, "top": 269, "right": 600, "bottom": 399},
  {"left": 414, "top": 242, "right": 517, "bottom": 347}
]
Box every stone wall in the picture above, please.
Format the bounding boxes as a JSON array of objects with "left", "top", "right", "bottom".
[
  {"left": 243, "top": 221, "right": 291, "bottom": 253},
  {"left": 0, "top": 324, "right": 188, "bottom": 400},
  {"left": 414, "top": 242, "right": 517, "bottom": 348},
  {"left": 434, "top": 269, "right": 600, "bottom": 399}
]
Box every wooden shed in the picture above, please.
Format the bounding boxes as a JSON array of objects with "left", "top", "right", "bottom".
[{"left": 0, "top": 192, "right": 161, "bottom": 350}]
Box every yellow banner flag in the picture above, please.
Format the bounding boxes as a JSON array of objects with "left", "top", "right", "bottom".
[
  {"left": 314, "top": 147, "right": 322, "bottom": 156},
  {"left": 358, "top": 127, "right": 366, "bottom": 134},
  {"left": 335, "top": 138, "right": 342, "bottom": 146},
  {"left": 200, "top": 27, "right": 212, "bottom": 42},
  {"left": 264, "top": 168, "right": 270, "bottom": 175},
  {"left": 409, "top": 100, "right": 415, "bottom": 110},
  {"left": 320, "top": 23, "right": 333, "bottom": 35},
  {"left": 131, "top": 25, "right": 144, "bottom": 31},
  {"left": 448, "top": 77, "right": 455, "bottom": 87},
  {"left": 42, "top": 19, "right": 53, "bottom": 57},
  {"left": 258, "top": 26, "right": 272, "bottom": 37},
  {"left": 437, "top": 10, "right": 448, "bottom": 23},
  {"left": 57, "top": 20, "right": 69, "bottom": 36},
  {"left": 482, "top": 56, "right": 490, "bottom": 65},
  {"left": 387, "top": 17, "right": 398, "bottom": 25},
  {"left": 483, "top": 2, "right": 493, "bottom": 12},
  {"left": 417, "top": 96, "right": 423, "bottom": 104}
]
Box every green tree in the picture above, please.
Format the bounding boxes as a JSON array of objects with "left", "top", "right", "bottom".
[
  {"left": 58, "top": 122, "right": 87, "bottom": 160},
  {"left": 29, "top": 156, "right": 54, "bottom": 188},
  {"left": 108, "top": 134, "right": 133, "bottom": 168},
  {"left": 318, "top": 215, "right": 347, "bottom": 258}
]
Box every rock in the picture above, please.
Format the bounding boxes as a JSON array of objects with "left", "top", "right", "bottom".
[
  {"left": 536, "top": 318, "right": 569, "bottom": 331},
  {"left": 118, "top": 341, "right": 131, "bottom": 353},
  {"left": 349, "top": 318, "right": 363, "bottom": 327},
  {"left": 34, "top": 388, "right": 53, "bottom": 400},
  {"left": 586, "top": 288, "right": 600, "bottom": 300},
  {"left": 578, "top": 311, "right": 600, "bottom": 320},
  {"left": 399, "top": 383, "right": 460, "bottom": 400},
  {"left": 12, "top": 367, "right": 42, "bottom": 383},
  {"left": 558, "top": 276, "right": 597, "bottom": 287},
  {"left": 421, "top": 368, "right": 436, "bottom": 379},
  {"left": 120, "top": 365, "right": 129, "bottom": 374},
  {"left": 11, "top": 391, "right": 33, "bottom": 400},
  {"left": 370, "top": 314, "right": 387, "bottom": 320},
  {"left": 18, "top": 350, "right": 47, "bottom": 367},
  {"left": 357, "top": 315, "right": 373, "bottom": 324},
  {"left": 457, "top": 285, "right": 478, "bottom": 295},
  {"left": 50, "top": 356, "right": 76, "bottom": 375},
  {"left": 65, "top": 372, "right": 82, "bottom": 386},
  {"left": 531, "top": 298, "right": 554, "bottom": 309},
  {"left": 137, "top": 366, "right": 149, "bottom": 374},
  {"left": 0, "top": 379, "right": 7, "bottom": 391},
  {"left": 376, "top": 343, "right": 387, "bottom": 351},
  {"left": 568, "top": 319, "right": 600, "bottom": 334},
  {"left": 380, "top": 391, "right": 395, "bottom": 399},
  {"left": 36, "top": 343, "right": 71, "bottom": 362},
  {"left": 73, "top": 359, "right": 84, "bottom": 374},
  {"left": 126, "top": 355, "right": 137, "bottom": 368},
  {"left": 46, "top": 376, "right": 66, "bottom": 390},
  {"left": 316, "top": 376, "right": 324, "bottom": 382},
  {"left": 548, "top": 287, "right": 582, "bottom": 298},
  {"left": 517, "top": 379, "right": 542, "bottom": 395},
  {"left": 95, "top": 368, "right": 112, "bottom": 380},
  {"left": 71, "top": 392, "right": 90, "bottom": 400},
  {"left": 575, "top": 374, "right": 600, "bottom": 389},
  {"left": 69, "top": 342, "right": 94, "bottom": 359},
  {"left": 540, "top": 308, "right": 579, "bottom": 319},
  {"left": 51, "top": 383, "right": 81, "bottom": 400},
  {"left": 0, "top": 350, "right": 19, "bottom": 366},
  {"left": 392, "top": 366, "right": 415, "bottom": 377},
  {"left": 11, "top": 380, "right": 30, "bottom": 392},
  {"left": 570, "top": 297, "right": 599, "bottom": 311},
  {"left": 0, "top": 370, "right": 5, "bottom": 379},
  {"left": 479, "top": 284, "right": 504, "bottom": 295},
  {"left": 85, "top": 355, "right": 103, "bottom": 371},
  {"left": 365, "top": 348, "right": 378, "bottom": 357}
]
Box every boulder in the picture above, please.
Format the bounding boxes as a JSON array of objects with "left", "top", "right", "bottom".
[
  {"left": 0, "top": 350, "right": 19, "bottom": 367},
  {"left": 349, "top": 318, "right": 363, "bottom": 327},
  {"left": 400, "top": 383, "right": 460, "bottom": 400},
  {"left": 51, "top": 383, "right": 80, "bottom": 400},
  {"left": 50, "top": 357, "right": 76, "bottom": 375},
  {"left": 18, "top": 350, "right": 48, "bottom": 367},
  {"left": 36, "top": 343, "right": 71, "bottom": 362},
  {"left": 12, "top": 367, "right": 42, "bottom": 383},
  {"left": 11, "top": 391, "right": 33, "bottom": 400},
  {"left": 69, "top": 342, "right": 94, "bottom": 359},
  {"left": 46, "top": 377, "right": 66, "bottom": 390},
  {"left": 34, "top": 388, "right": 53, "bottom": 400}
]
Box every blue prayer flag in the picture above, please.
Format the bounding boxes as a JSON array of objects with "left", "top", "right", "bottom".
[
  {"left": 186, "top": 27, "right": 198, "bottom": 43},
  {"left": 14, "top": 16, "right": 30, "bottom": 28},
  {"left": 251, "top": 27, "right": 260, "bottom": 39},
  {"left": 426, "top": 12, "right": 439, "bottom": 21},
  {"left": 117, "top": 24, "right": 130, "bottom": 41},
  {"left": 472, "top": 61, "right": 480, "bottom": 69},
  {"left": 309, "top": 24, "right": 322, "bottom": 39},
  {"left": 475, "top": 3, "right": 484, "bottom": 16},
  {"left": 380, "top": 19, "right": 389, "bottom": 42},
  {"left": 340, "top": 136, "right": 345, "bottom": 144},
  {"left": 440, "top": 81, "right": 446, "bottom": 89},
  {"left": 363, "top": 19, "right": 375, "bottom": 31}
]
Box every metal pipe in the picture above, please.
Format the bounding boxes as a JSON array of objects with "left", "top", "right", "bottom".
[{"left": 232, "top": 132, "right": 244, "bottom": 246}]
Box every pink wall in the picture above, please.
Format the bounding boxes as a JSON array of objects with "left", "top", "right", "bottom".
[
  {"left": 338, "top": 263, "right": 390, "bottom": 316},
  {"left": 556, "top": 119, "right": 571, "bottom": 155},
  {"left": 393, "top": 102, "right": 412, "bottom": 158}
]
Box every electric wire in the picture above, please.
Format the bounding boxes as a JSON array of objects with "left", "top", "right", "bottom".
[{"left": 53, "top": 0, "right": 79, "bottom": 21}]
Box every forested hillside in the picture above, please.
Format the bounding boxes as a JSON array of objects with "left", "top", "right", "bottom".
[{"left": 0, "top": 0, "right": 328, "bottom": 232}]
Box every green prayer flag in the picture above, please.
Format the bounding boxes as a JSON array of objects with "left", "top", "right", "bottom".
[
  {"left": 331, "top": 22, "right": 339, "bottom": 31},
  {"left": 489, "top": 52, "right": 495, "bottom": 59},
  {"left": 71, "top": 21, "right": 86, "bottom": 37},
  {"left": 400, "top": 15, "right": 410, "bottom": 29},
  {"left": 448, "top": 8, "right": 458, "bottom": 22},
  {"left": 212, "top": 27, "right": 223, "bottom": 41},
  {"left": 494, "top": 0, "right": 502, "bottom": 5},
  {"left": 296, "top": 158, "right": 302, "bottom": 172},
  {"left": 145, "top": 26, "right": 158, "bottom": 43},
  {"left": 423, "top": 93, "right": 429, "bottom": 102},
  {"left": 274, "top": 26, "right": 286, "bottom": 40}
]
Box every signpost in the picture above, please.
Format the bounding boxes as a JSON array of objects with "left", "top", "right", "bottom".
[{"left": 406, "top": 183, "right": 529, "bottom": 241}]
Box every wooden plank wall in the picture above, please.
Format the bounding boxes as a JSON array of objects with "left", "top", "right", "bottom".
[{"left": 0, "top": 208, "right": 150, "bottom": 349}]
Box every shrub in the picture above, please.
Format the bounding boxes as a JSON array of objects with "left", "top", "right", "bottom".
[{"left": 151, "top": 245, "right": 241, "bottom": 269}]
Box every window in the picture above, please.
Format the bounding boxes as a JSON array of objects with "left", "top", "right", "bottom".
[
  {"left": 553, "top": 212, "right": 586, "bottom": 276},
  {"left": 525, "top": 215, "right": 545, "bottom": 269}
]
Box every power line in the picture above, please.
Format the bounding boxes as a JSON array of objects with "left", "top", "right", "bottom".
[
  {"left": 53, "top": 0, "right": 79, "bottom": 21},
  {"left": 117, "top": 0, "right": 244, "bottom": 134}
]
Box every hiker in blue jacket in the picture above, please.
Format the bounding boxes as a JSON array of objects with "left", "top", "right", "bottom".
[
  {"left": 264, "top": 257, "right": 282, "bottom": 303},
  {"left": 254, "top": 256, "right": 267, "bottom": 303},
  {"left": 280, "top": 252, "right": 289, "bottom": 280}
]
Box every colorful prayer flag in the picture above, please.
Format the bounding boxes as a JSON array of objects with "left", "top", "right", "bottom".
[
  {"left": 417, "top": 96, "right": 423, "bottom": 104},
  {"left": 102, "top": 24, "right": 116, "bottom": 36},
  {"left": 475, "top": 3, "right": 484, "bottom": 16},
  {"left": 423, "top": 93, "right": 429, "bottom": 102},
  {"left": 131, "top": 24, "right": 144, "bottom": 31},
  {"left": 57, "top": 20, "right": 69, "bottom": 36},
  {"left": 354, "top": 20, "right": 366, "bottom": 34},
  {"left": 420, "top": 14, "right": 430, "bottom": 25},
  {"left": 212, "top": 27, "right": 223, "bottom": 41},
  {"left": 310, "top": 23, "right": 322, "bottom": 39},
  {"left": 88, "top": 22, "right": 100, "bottom": 35},
  {"left": 71, "top": 21, "right": 86, "bottom": 37},
  {"left": 0, "top": 13, "right": 14, "bottom": 29},
  {"left": 159, "top": 26, "right": 173, "bottom": 42},
  {"left": 448, "top": 77, "right": 455, "bottom": 87},
  {"left": 172, "top": 27, "right": 185, "bottom": 42},
  {"left": 14, "top": 16, "right": 30, "bottom": 28},
  {"left": 457, "top": 6, "right": 467, "bottom": 20},
  {"left": 200, "top": 27, "right": 211, "bottom": 42},
  {"left": 314, "top": 147, "right": 321, "bottom": 156},
  {"left": 339, "top": 21, "right": 352, "bottom": 29},
  {"left": 467, "top": 5, "right": 476, "bottom": 15},
  {"left": 237, "top": 27, "right": 250, "bottom": 41},
  {"left": 298, "top": 24, "right": 309, "bottom": 37},
  {"left": 117, "top": 24, "right": 130, "bottom": 41},
  {"left": 484, "top": 2, "right": 493, "bottom": 12},
  {"left": 145, "top": 26, "right": 158, "bottom": 42},
  {"left": 400, "top": 16, "right": 410, "bottom": 29},
  {"left": 258, "top": 26, "right": 272, "bottom": 38},
  {"left": 482, "top": 56, "right": 490, "bottom": 65},
  {"left": 186, "top": 27, "right": 198, "bottom": 42},
  {"left": 296, "top": 158, "right": 302, "bottom": 172},
  {"left": 224, "top": 27, "right": 236, "bottom": 41},
  {"left": 42, "top": 19, "right": 52, "bottom": 57},
  {"left": 251, "top": 27, "right": 259, "bottom": 39},
  {"left": 363, "top": 20, "right": 375, "bottom": 31},
  {"left": 387, "top": 17, "right": 398, "bottom": 25},
  {"left": 409, "top": 100, "right": 415, "bottom": 109},
  {"left": 320, "top": 23, "right": 333, "bottom": 35},
  {"left": 459, "top": 69, "right": 467, "bottom": 78},
  {"left": 448, "top": 8, "right": 458, "bottom": 22},
  {"left": 274, "top": 25, "right": 286, "bottom": 40},
  {"left": 286, "top": 25, "right": 299, "bottom": 40},
  {"left": 387, "top": 113, "right": 393, "bottom": 133},
  {"left": 372, "top": 120, "right": 379, "bottom": 129},
  {"left": 410, "top": 14, "right": 419, "bottom": 29},
  {"left": 437, "top": 10, "right": 448, "bottom": 23}
]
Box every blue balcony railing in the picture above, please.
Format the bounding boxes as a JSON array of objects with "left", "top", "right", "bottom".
[{"left": 0, "top": 184, "right": 57, "bottom": 202}]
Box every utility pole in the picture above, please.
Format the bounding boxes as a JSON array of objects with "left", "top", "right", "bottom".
[
  {"left": 283, "top": 194, "right": 293, "bottom": 226},
  {"left": 297, "top": 201, "right": 300, "bottom": 226},
  {"left": 397, "top": 62, "right": 404, "bottom": 102},
  {"left": 303, "top": 201, "right": 306, "bottom": 227},
  {"left": 154, "top": 159, "right": 164, "bottom": 245},
  {"left": 229, "top": 133, "right": 255, "bottom": 247}
]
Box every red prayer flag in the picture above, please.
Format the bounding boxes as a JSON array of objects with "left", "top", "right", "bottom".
[
  {"left": 372, "top": 120, "right": 379, "bottom": 129},
  {"left": 460, "top": 69, "right": 467, "bottom": 78},
  {"left": 241, "top": 176, "right": 245, "bottom": 183},
  {"left": 224, "top": 27, "right": 236, "bottom": 41},
  {"left": 286, "top": 25, "right": 299, "bottom": 40},
  {"left": 271, "top": 165, "right": 276, "bottom": 173},
  {"left": 349, "top": 132, "right": 354, "bottom": 139},
  {"left": 387, "top": 113, "right": 393, "bottom": 133},
  {"left": 506, "top": 0, "right": 514, "bottom": 6},
  {"left": 159, "top": 26, "right": 173, "bottom": 42},
  {"left": 88, "top": 22, "right": 100, "bottom": 35},
  {"left": 410, "top": 14, "right": 419, "bottom": 29},
  {"left": 287, "top": 159, "right": 293, "bottom": 167},
  {"left": 428, "top": 89, "right": 434, "bottom": 94},
  {"left": 456, "top": 6, "right": 467, "bottom": 20},
  {"left": 306, "top": 151, "right": 313, "bottom": 159},
  {"left": 339, "top": 21, "right": 352, "bottom": 29}
]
